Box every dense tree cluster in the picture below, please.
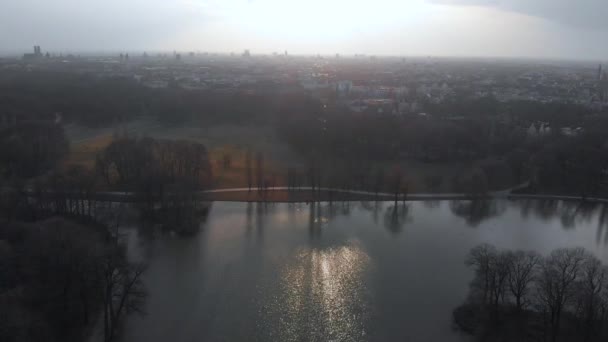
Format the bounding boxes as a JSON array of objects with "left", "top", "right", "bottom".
[
  {"left": 278, "top": 97, "right": 590, "bottom": 164},
  {"left": 455, "top": 244, "right": 608, "bottom": 342},
  {"left": 0, "top": 71, "right": 145, "bottom": 125},
  {"left": 279, "top": 113, "right": 489, "bottom": 162},
  {"left": 427, "top": 98, "right": 589, "bottom": 128},
  {"left": 96, "top": 136, "right": 212, "bottom": 191},
  {"left": 532, "top": 126, "right": 608, "bottom": 199},
  {"left": 277, "top": 95, "right": 608, "bottom": 196},
  {"left": 0, "top": 123, "right": 68, "bottom": 179},
  {"left": 0, "top": 218, "right": 145, "bottom": 342},
  {"left": 0, "top": 70, "right": 316, "bottom": 126}
]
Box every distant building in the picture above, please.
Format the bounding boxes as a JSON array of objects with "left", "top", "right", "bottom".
[{"left": 23, "top": 45, "right": 43, "bottom": 60}]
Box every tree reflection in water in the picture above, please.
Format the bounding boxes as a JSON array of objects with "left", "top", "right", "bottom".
[
  {"left": 517, "top": 199, "right": 559, "bottom": 221},
  {"left": 256, "top": 201, "right": 266, "bottom": 240},
  {"left": 513, "top": 199, "right": 602, "bottom": 230},
  {"left": 306, "top": 201, "right": 357, "bottom": 239},
  {"left": 449, "top": 200, "right": 507, "bottom": 227},
  {"left": 558, "top": 201, "right": 598, "bottom": 229},
  {"left": 359, "top": 201, "right": 384, "bottom": 225},
  {"left": 423, "top": 200, "right": 440, "bottom": 209},
  {"left": 136, "top": 201, "right": 212, "bottom": 237},
  {"left": 245, "top": 202, "right": 253, "bottom": 238},
  {"left": 383, "top": 203, "right": 412, "bottom": 234},
  {"left": 597, "top": 205, "right": 608, "bottom": 244}
]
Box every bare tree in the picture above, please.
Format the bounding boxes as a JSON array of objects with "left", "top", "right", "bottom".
[
  {"left": 507, "top": 250, "right": 541, "bottom": 311},
  {"left": 574, "top": 255, "right": 608, "bottom": 341},
  {"left": 255, "top": 152, "right": 264, "bottom": 193},
  {"left": 424, "top": 174, "right": 443, "bottom": 192},
  {"left": 287, "top": 167, "right": 295, "bottom": 191},
  {"left": 222, "top": 153, "right": 232, "bottom": 170},
  {"left": 536, "top": 247, "right": 587, "bottom": 342},
  {"left": 390, "top": 166, "right": 404, "bottom": 207},
  {"left": 488, "top": 251, "right": 511, "bottom": 315},
  {"left": 465, "top": 243, "right": 498, "bottom": 305},
  {"left": 373, "top": 167, "right": 385, "bottom": 199},
  {"left": 96, "top": 153, "right": 112, "bottom": 184},
  {"left": 245, "top": 149, "right": 253, "bottom": 192},
  {"left": 98, "top": 248, "right": 147, "bottom": 342}
]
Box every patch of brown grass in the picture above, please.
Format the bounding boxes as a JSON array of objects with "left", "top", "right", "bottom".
[{"left": 63, "top": 134, "right": 114, "bottom": 169}]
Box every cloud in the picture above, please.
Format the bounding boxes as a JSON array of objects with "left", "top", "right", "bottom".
[
  {"left": 0, "top": 0, "right": 215, "bottom": 51},
  {"left": 430, "top": 0, "right": 608, "bottom": 30}
]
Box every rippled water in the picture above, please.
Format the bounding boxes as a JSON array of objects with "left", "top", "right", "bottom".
[{"left": 121, "top": 200, "right": 608, "bottom": 342}]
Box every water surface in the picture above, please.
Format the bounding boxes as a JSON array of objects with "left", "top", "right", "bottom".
[{"left": 122, "top": 200, "right": 608, "bottom": 342}]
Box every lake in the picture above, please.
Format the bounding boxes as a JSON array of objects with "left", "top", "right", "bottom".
[{"left": 121, "top": 199, "right": 608, "bottom": 342}]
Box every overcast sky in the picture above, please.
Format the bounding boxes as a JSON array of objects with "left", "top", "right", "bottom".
[{"left": 2, "top": 0, "right": 607, "bottom": 60}]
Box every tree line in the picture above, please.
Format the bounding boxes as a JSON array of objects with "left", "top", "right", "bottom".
[
  {"left": 454, "top": 244, "right": 608, "bottom": 342},
  {"left": 0, "top": 70, "right": 317, "bottom": 126}
]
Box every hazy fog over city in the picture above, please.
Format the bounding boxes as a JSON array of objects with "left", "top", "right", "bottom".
[{"left": 2, "top": 0, "right": 608, "bottom": 59}]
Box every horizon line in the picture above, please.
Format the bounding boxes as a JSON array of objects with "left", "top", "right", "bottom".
[{"left": 1, "top": 49, "right": 606, "bottom": 64}]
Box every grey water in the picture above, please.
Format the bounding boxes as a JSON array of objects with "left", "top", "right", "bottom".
[{"left": 121, "top": 200, "right": 608, "bottom": 342}]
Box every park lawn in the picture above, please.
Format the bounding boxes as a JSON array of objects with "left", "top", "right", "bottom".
[{"left": 63, "top": 133, "right": 114, "bottom": 169}]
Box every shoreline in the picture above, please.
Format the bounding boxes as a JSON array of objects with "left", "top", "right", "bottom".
[
  {"left": 201, "top": 191, "right": 600, "bottom": 203},
  {"left": 26, "top": 182, "right": 608, "bottom": 204}
]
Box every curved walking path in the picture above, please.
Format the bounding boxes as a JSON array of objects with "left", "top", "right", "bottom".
[
  {"left": 26, "top": 180, "right": 608, "bottom": 204},
  {"left": 31, "top": 181, "right": 533, "bottom": 203}
]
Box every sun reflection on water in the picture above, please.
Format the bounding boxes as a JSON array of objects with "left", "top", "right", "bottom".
[{"left": 261, "top": 241, "right": 371, "bottom": 341}]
